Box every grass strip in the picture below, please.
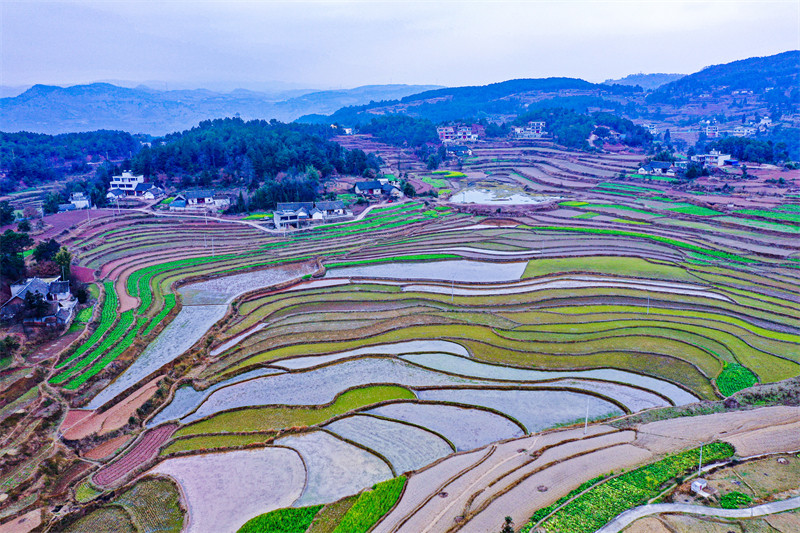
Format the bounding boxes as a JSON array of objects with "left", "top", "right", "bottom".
[
  {"left": 332, "top": 476, "right": 406, "bottom": 533},
  {"left": 54, "top": 281, "right": 117, "bottom": 372},
  {"left": 237, "top": 505, "right": 323, "bottom": 533},
  {"left": 531, "top": 442, "right": 735, "bottom": 533}
]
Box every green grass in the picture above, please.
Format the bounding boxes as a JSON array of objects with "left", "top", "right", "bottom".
[
  {"left": 522, "top": 256, "right": 699, "bottom": 283},
  {"left": 535, "top": 226, "right": 755, "bottom": 264},
  {"left": 161, "top": 197, "right": 175, "bottom": 204},
  {"left": 717, "top": 362, "right": 758, "bottom": 397},
  {"left": 63, "top": 313, "right": 141, "bottom": 390},
  {"left": 88, "top": 283, "right": 100, "bottom": 300},
  {"left": 520, "top": 475, "right": 606, "bottom": 531},
  {"left": 22, "top": 249, "right": 34, "bottom": 258},
  {"left": 719, "top": 491, "right": 753, "bottom": 509},
  {"left": 307, "top": 497, "right": 358, "bottom": 533},
  {"left": 74, "top": 480, "right": 103, "bottom": 502},
  {"left": 573, "top": 212, "right": 599, "bottom": 219},
  {"left": 242, "top": 213, "right": 273, "bottom": 220},
  {"left": 534, "top": 442, "right": 735, "bottom": 533},
  {"left": 52, "top": 281, "right": 118, "bottom": 376},
  {"left": 142, "top": 294, "right": 176, "bottom": 336},
  {"left": 596, "top": 183, "right": 662, "bottom": 193},
  {"left": 173, "top": 385, "right": 415, "bottom": 440},
  {"left": 332, "top": 476, "right": 406, "bottom": 533},
  {"left": 734, "top": 209, "right": 800, "bottom": 224},
  {"left": 432, "top": 170, "right": 466, "bottom": 178},
  {"left": 668, "top": 203, "right": 723, "bottom": 216},
  {"left": 237, "top": 505, "right": 322, "bottom": 533},
  {"left": 73, "top": 306, "right": 93, "bottom": 323},
  {"left": 420, "top": 176, "right": 449, "bottom": 188}
]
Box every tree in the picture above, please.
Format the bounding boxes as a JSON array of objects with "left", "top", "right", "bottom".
[
  {"left": 401, "top": 180, "right": 416, "bottom": 198},
  {"left": 0, "top": 336, "right": 20, "bottom": 361},
  {"left": 24, "top": 291, "right": 50, "bottom": 318},
  {"left": 42, "top": 192, "right": 63, "bottom": 214},
  {"left": 17, "top": 219, "right": 31, "bottom": 233},
  {"left": 0, "top": 230, "right": 33, "bottom": 283},
  {"left": 0, "top": 201, "right": 14, "bottom": 226},
  {"left": 500, "top": 516, "right": 514, "bottom": 533},
  {"left": 33, "top": 239, "right": 61, "bottom": 262},
  {"left": 54, "top": 246, "right": 73, "bottom": 280}
]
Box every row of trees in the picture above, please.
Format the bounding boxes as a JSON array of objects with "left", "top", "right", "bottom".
[
  {"left": 0, "top": 130, "right": 137, "bottom": 194},
  {"left": 129, "top": 118, "right": 380, "bottom": 185}
]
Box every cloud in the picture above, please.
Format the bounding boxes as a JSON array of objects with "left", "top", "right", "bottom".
[{"left": 2, "top": 1, "right": 798, "bottom": 88}]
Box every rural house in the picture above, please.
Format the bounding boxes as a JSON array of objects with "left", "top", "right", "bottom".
[
  {"left": 1, "top": 277, "right": 72, "bottom": 321},
  {"left": 170, "top": 190, "right": 225, "bottom": 211},
  {"left": 354, "top": 181, "right": 384, "bottom": 195},
  {"left": 273, "top": 202, "right": 314, "bottom": 228},
  {"left": 69, "top": 192, "right": 91, "bottom": 209},
  {"left": 273, "top": 200, "right": 353, "bottom": 229},
  {"left": 143, "top": 186, "right": 165, "bottom": 200},
  {"left": 109, "top": 171, "right": 148, "bottom": 196},
  {"left": 638, "top": 161, "right": 676, "bottom": 176}
]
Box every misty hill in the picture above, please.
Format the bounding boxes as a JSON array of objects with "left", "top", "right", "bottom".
[
  {"left": 0, "top": 83, "right": 441, "bottom": 135},
  {"left": 651, "top": 50, "right": 800, "bottom": 101},
  {"left": 603, "top": 73, "right": 685, "bottom": 90},
  {"left": 298, "top": 77, "right": 637, "bottom": 125}
]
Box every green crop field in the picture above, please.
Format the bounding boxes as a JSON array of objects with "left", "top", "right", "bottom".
[
  {"left": 332, "top": 477, "right": 406, "bottom": 533},
  {"left": 237, "top": 505, "right": 322, "bottom": 533},
  {"left": 530, "top": 443, "right": 735, "bottom": 533}
]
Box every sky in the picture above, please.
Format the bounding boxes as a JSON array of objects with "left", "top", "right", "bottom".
[{"left": 2, "top": 0, "right": 799, "bottom": 92}]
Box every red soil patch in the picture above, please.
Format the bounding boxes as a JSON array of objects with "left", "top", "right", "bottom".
[
  {"left": 36, "top": 209, "right": 118, "bottom": 241},
  {"left": 82, "top": 434, "right": 134, "bottom": 461},
  {"left": 62, "top": 375, "right": 164, "bottom": 440},
  {"left": 71, "top": 265, "right": 96, "bottom": 283},
  {"left": 93, "top": 423, "right": 177, "bottom": 488}
]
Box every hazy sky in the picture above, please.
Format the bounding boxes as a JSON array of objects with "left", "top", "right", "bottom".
[{"left": 2, "top": 0, "right": 799, "bottom": 91}]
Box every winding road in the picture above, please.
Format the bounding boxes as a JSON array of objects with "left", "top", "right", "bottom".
[{"left": 595, "top": 495, "right": 800, "bottom": 533}]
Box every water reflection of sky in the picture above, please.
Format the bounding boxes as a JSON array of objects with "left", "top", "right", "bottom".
[{"left": 450, "top": 188, "right": 560, "bottom": 204}]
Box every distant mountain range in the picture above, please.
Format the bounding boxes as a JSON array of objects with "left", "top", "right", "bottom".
[
  {"left": 2, "top": 51, "right": 797, "bottom": 136},
  {"left": 302, "top": 51, "right": 799, "bottom": 126},
  {"left": 603, "top": 73, "right": 685, "bottom": 90},
  {"left": 0, "top": 83, "right": 442, "bottom": 135}
]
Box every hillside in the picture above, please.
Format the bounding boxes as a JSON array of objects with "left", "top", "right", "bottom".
[
  {"left": 650, "top": 50, "right": 800, "bottom": 100},
  {"left": 603, "top": 73, "right": 685, "bottom": 90},
  {"left": 298, "top": 77, "right": 636, "bottom": 125},
  {"left": 0, "top": 83, "right": 440, "bottom": 135}
]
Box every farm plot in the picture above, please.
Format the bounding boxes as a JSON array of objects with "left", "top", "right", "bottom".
[
  {"left": 324, "top": 415, "right": 454, "bottom": 474},
  {"left": 270, "top": 340, "right": 470, "bottom": 370},
  {"left": 113, "top": 477, "right": 183, "bottom": 533},
  {"left": 400, "top": 352, "right": 697, "bottom": 405},
  {"left": 88, "top": 304, "right": 228, "bottom": 409},
  {"left": 178, "top": 262, "right": 316, "bottom": 305},
  {"left": 149, "top": 446, "right": 306, "bottom": 533},
  {"left": 169, "top": 385, "right": 415, "bottom": 443},
  {"left": 276, "top": 430, "right": 392, "bottom": 506},
  {"left": 417, "top": 388, "right": 622, "bottom": 433},
  {"left": 177, "top": 358, "right": 487, "bottom": 424},
  {"left": 365, "top": 402, "right": 524, "bottom": 451},
  {"left": 324, "top": 260, "right": 526, "bottom": 282},
  {"left": 92, "top": 424, "right": 177, "bottom": 488},
  {"left": 148, "top": 368, "right": 283, "bottom": 427}
]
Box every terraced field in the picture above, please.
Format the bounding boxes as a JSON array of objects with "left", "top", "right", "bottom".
[{"left": 15, "top": 142, "right": 797, "bottom": 533}]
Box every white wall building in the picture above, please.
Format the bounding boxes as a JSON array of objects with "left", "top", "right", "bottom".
[{"left": 109, "top": 172, "right": 146, "bottom": 195}]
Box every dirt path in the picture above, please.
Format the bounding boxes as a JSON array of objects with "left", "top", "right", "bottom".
[{"left": 596, "top": 496, "right": 800, "bottom": 533}]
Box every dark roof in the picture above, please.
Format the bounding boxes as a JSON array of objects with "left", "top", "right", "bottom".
[
  {"left": 171, "top": 199, "right": 187, "bottom": 207},
  {"left": 58, "top": 203, "right": 76, "bottom": 211},
  {"left": 355, "top": 181, "right": 382, "bottom": 190},
  {"left": 315, "top": 200, "right": 345, "bottom": 211},
  {"left": 3, "top": 278, "right": 50, "bottom": 308},
  {"left": 382, "top": 183, "right": 400, "bottom": 192},
  {"left": 107, "top": 188, "right": 125, "bottom": 197},
  {"left": 183, "top": 189, "right": 215, "bottom": 199},
  {"left": 650, "top": 161, "right": 673, "bottom": 169},
  {"left": 276, "top": 202, "right": 314, "bottom": 212},
  {"left": 49, "top": 281, "right": 70, "bottom": 294},
  {"left": 134, "top": 182, "right": 151, "bottom": 191}
]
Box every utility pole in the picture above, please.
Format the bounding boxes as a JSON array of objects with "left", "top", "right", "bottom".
[
  {"left": 698, "top": 442, "right": 704, "bottom": 474},
  {"left": 584, "top": 396, "right": 590, "bottom": 435}
]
